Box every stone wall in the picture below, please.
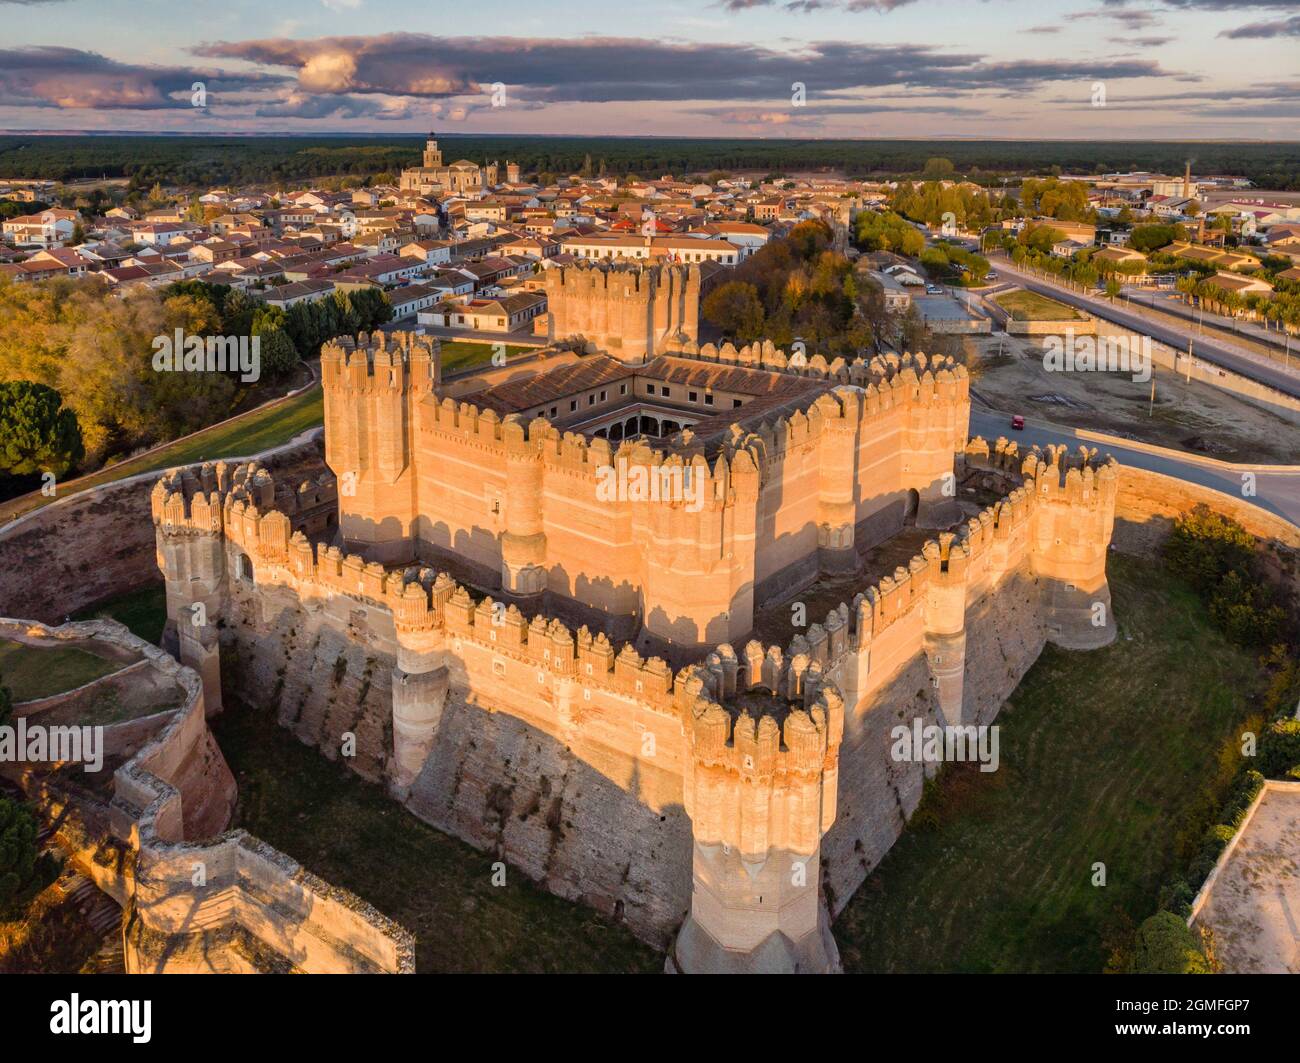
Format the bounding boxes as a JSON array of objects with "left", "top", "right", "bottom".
[
  {"left": 1113, "top": 465, "right": 1300, "bottom": 555},
  {"left": 2, "top": 617, "right": 413, "bottom": 974},
  {"left": 0, "top": 438, "right": 327, "bottom": 625}
]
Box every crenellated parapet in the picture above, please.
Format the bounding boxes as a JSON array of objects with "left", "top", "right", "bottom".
[{"left": 544, "top": 261, "right": 700, "bottom": 361}]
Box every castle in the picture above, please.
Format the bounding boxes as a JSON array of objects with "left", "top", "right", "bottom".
[
  {"left": 398, "top": 133, "right": 510, "bottom": 196},
  {"left": 149, "top": 275, "right": 1120, "bottom": 973}
]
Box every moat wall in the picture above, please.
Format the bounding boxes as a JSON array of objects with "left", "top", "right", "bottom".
[{"left": 0, "top": 438, "right": 327, "bottom": 625}]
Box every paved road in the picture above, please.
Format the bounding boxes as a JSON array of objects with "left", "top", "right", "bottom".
[
  {"left": 970, "top": 409, "right": 1300, "bottom": 528},
  {"left": 1119, "top": 285, "right": 1296, "bottom": 359},
  {"left": 986, "top": 256, "right": 1300, "bottom": 400}
]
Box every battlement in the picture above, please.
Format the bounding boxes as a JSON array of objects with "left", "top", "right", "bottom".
[
  {"left": 545, "top": 259, "right": 701, "bottom": 295},
  {"left": 320, "top": 331, "right": 440, "bottom": 393}
]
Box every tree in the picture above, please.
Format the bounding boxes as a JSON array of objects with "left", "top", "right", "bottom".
[
  {"left": 1105, "top": 278, "right": 1122, "bottom": 301},
  {"left": 922, "top": 157, "right": 955, "bottom": 178},
  {"left": 702, "top": 281, "right": 765, "bottom": 340},
  {"left": 0, "top": 381, "right": 83, "bottom": 479},
  {"left": 257, "top": 328, "right": 300, "bottom": 377},
  {"left": 0, "top": 795, "right": 40, "bottom": 913}
]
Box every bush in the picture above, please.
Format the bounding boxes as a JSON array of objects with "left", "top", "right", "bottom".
[
  {"left": 1132, "top": 912, "right": 1212, "bottom": 974},
  {"left": 1157, "top": 879, "right": 1196, "bottom": 921},
  {"left": 1259, "top": 719, "right": 1300, "bottom": 779}
]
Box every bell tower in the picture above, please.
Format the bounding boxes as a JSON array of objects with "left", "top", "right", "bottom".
[{"left": 423, "top": 132, "right": 443, "bottom": 169}]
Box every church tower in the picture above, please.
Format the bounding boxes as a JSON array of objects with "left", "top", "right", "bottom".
[{"left": 423, "top": 133, "right": 443, "bottom": 169}]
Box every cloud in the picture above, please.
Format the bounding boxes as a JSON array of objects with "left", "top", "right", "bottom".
[
  {"left": 193, "top": 33, "right": 1177, "bottom": 108},
  {"left": 254, "top": 92, "right": 417, "bottom": 121},
  {"left": 1220, "top": 15, "right": 1300, "bottom": 37},
  {"left": 718, "top": 0, "right": 918, "bottom": 9},
  {"left": 0, "top": 46, "right": 285, "bottom": 110},
  {"left": 1109, "top": 35, "right": 1175, "bottom": 45}
]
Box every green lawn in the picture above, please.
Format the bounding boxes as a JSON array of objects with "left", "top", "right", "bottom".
[
  {"left": 72, "top": 583, "right": 168, "bottom": 646},
  {"left": 833, "top": 552, "right": 1260, "bottom": 973},
  {"left": 992, "top": 288, "right": 1084, "bottom": 322},
  {"left": 0, "top": 385, "right": 323, "bottom": 526},
  {"left": 213, "top": 700, "right": 663, "bottom": 974},
  {"left": 438, "top": 340, "right": 533, "bottom": 375},
  {"left": 0, "top": 639, "right": 121, "bottom": 702}
]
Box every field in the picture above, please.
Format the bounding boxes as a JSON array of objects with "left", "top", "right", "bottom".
[
  {"left": 832, "top": 552, "right": 1261, "bottom": 973},
  {"left": 991, "top": 289, "right": 1084, "bottom": 322}
]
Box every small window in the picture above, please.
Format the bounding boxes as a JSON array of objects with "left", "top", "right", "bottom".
[
  {"left": 599, "top": 390, "right": 607, "bottom": 401},
  {"left": 704, "top": 393, "right": 714, "bottom": 406},
  {"left": 646, "top": 383, "right": 656, "bottom": 395},
  {"left": 662, "top": 387, "right": 670, "bottom": 398},
  {"left": 733, "top": 398, "right": 743, "bottom": 408},
  {"left": 689, "top": 391, "right": 698, "bottom": 402},
  {"left": 570, "top": 399, "right": 578, "bottom": 412},
  {"left": 550, "top": 406, "right": 557, "bottom": 417},
  {"left": 588, "top": 394, "right": 595, "bottom": 406}
]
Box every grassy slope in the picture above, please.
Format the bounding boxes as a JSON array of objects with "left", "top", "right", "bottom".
[
  {"left": 213, "top": 702, "right": 662, "bottom": 974},
  {"left": 833, "top": 553, "right": 1259, "bottom": 972}
]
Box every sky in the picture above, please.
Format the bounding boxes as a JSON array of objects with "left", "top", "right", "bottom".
[{"left": 1, "top": 0, "right": 1297, "bottom": 139}]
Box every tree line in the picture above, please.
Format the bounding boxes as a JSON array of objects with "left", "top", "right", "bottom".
[{"left": 4, "top": 136, "right": 1299, "bottom": 189}]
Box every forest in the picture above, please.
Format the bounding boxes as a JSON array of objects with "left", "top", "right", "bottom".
[{"left": 2, "top": 135, "right": 1299, "bottom": 190}]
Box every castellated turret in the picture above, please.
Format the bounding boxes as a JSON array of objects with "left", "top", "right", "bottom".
[
  {"left": 671, "top": 657, "right": 844, "bottom": 974},
  {"left": 1023, "top": 443, "right": 1120, "bottom": 649},
  {"left": 321, "top": 331, "right": 439, "bottom": 565},
  {"left": 543, "top": 261, "right": 700, "bottom": 363}
]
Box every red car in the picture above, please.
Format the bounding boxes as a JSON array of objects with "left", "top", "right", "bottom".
[{"left": 1010, "top": 415, "right": 1025, "bottom": 430}]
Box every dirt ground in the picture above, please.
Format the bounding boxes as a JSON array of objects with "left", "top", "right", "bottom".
[{"left": 963, "top": 331, "right": 1300, "bottom": 464}]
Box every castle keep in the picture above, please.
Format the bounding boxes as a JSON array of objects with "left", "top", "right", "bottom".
[
  {"left": 542, "top": 261, "right": 701, "bottom": 360},
  {"left": 152, "top": 320, "right": 1120, "bottom": 973}
]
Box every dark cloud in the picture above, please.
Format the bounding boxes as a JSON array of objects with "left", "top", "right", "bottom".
[
  {"left": 1220, "top": 15, "right": 1300, "bottom": 37},
  {"left": 0, "top": 45, "right": 285, "bottom": 110},
  {"left": 193, "top": 33, "right": 1176, "bottom": 106}
]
